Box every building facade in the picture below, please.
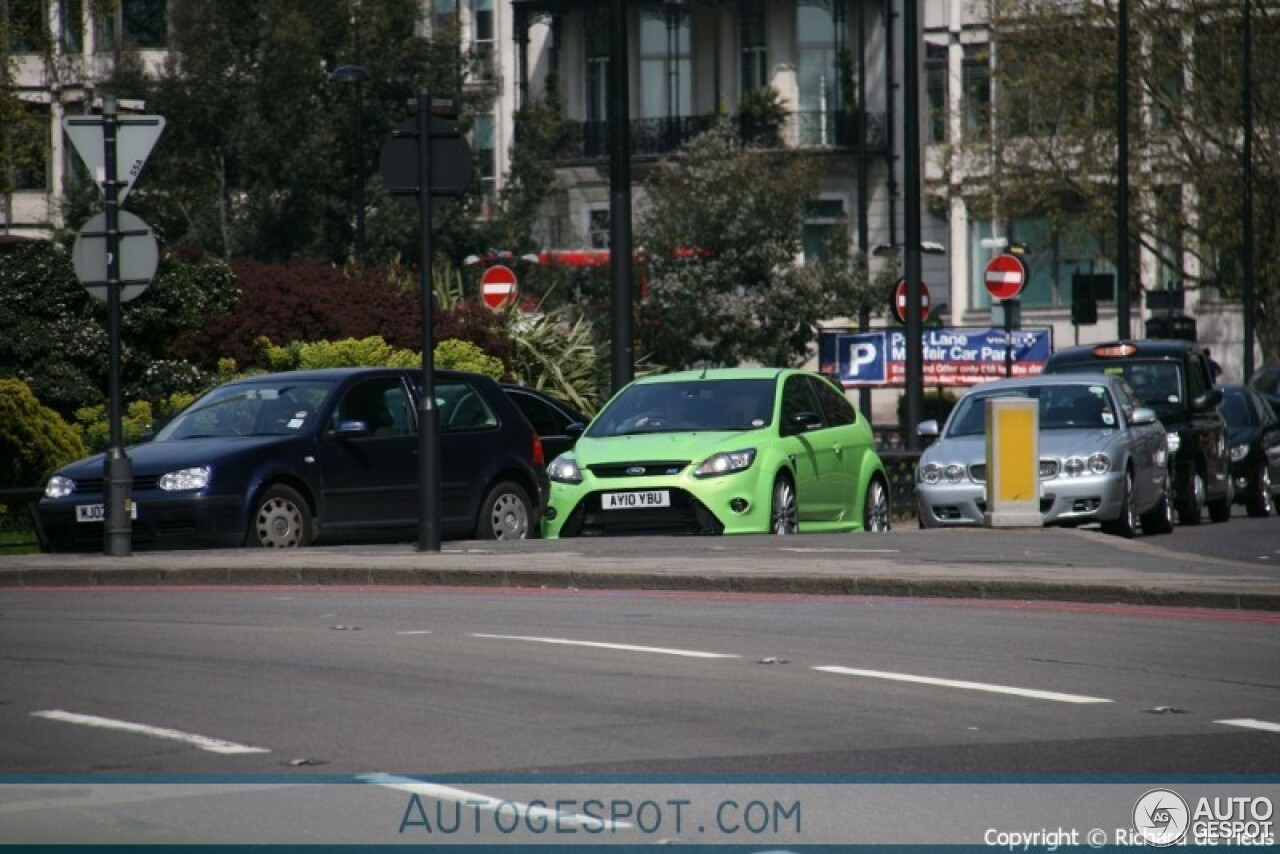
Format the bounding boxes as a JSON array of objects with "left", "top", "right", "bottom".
[{"left": 4, "top": 0, "right": 1255, "bottom": 394}]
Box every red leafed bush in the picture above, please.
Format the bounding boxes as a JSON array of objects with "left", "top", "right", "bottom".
[{"left": 167, "top": 259, "right": 510, "bottom": 372}]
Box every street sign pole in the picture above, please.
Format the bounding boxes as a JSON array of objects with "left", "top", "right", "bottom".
[
  {"left": 102, "top": 95, "right": 132, "bottom": 557},
  {"left": 416, "top": 92, "right": 441, "bottom": 553}
]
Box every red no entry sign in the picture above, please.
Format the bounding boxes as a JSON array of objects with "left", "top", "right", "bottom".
[
  {"left": 984, "top": 253, "right": 1027, "bottom": 301},
  {"left": 480, "top": 264, "right": 518, "bottom": 310},
  {"left": 893, "top": 278, "right": 930, "bottom": 324}
]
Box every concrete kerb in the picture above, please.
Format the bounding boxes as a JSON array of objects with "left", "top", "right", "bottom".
[{"left": 0, "top": 564, "right": 1275, "bottom": 611}]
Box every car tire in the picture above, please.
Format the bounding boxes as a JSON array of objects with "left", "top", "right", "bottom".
[
  {"left": 476, "top": 481, "right": 533, "bottom": 540},
  {"left": 248, "top": 484, "right": 313, "bottom": 548},
  {"left": 1207, "top": 489, "right": 1233, "bottom": 523},
  {"left": 1102, "top": 468, "right": 1137, "bottom": 538},
  {"left": 1176, "top": 469, "right": 1204, "bottom": 525},
  {"left": 1246, "top": 463, "right": 1275, "bottom": 518},
  {"left": 862, "top": 476, "right": 891, "bottom": 532},
  {"left": 770, "top": 475, "right": 798, "bottom": 535},
  {"left": 1139, "top": 473, "right": 1176, "bottom": 535}
]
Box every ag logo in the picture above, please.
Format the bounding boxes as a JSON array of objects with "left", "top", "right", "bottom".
[{"left": 1133, "top": 788, "right": 1189, "bottom": 846}]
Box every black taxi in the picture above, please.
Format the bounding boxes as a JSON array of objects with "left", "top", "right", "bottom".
[{"left": 1041, "top": 340, "right": 1231, "bottom": 525}]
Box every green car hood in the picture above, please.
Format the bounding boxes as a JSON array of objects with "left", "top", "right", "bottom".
[{"left": 572, "top": 430, "right": 756, "bottom": 465}]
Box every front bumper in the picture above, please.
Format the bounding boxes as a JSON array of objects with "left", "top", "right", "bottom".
[
  {"left": 541, "top": 471, "right": 768, "bottom": 538},
  {"left": 36, "top": 492, "right": 248, "bottom": 552},
  {"left": 916, "top": 470, "right": 1126, "bottom": 528}
]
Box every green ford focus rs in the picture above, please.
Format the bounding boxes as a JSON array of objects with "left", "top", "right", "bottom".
[{"left": 541, "top": 368, "right": 892, "bottom": 537}]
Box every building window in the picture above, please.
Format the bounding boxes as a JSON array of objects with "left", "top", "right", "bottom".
[
  {"left": 585, "top": 8, "right": 609, "bottom": 124},
  {"left": 638, "top": 5, "right": 690, "bottom": 120},
  {"left": 434, "top": 0, "right": 457, "bottom": 31},
  {"left": 962, "top": 43, "right": 989, "bottom": 136},
  {"left": 10, "top": 103, "right": 49, "bottom": 191},
  {"left": 739, "top": 0, "right": 768, "bottom": 95},
  {"left": 472, "top": 0, "right": 494, "bottom": 80},
  {"left": 796, "top": 0, "right": 846, "bottom": 146},
  {"left": 472, "top": 112, "right": 495, "bottom": 214},
  {"left": 589, "top": 208, "right": 610, "bottom": 249},
  {"left": 97, "top": 0, "right": 166, "bottom": 50},
  {"left": 925, "top": 40, "right": 947, "bottom": 144},
  {"left": 60, "top": 0, "right": 83, "bottom": 53},
  {"left": 6, "top": 0, "right": 47, "bottom": 53},
  {"left": 802, "top": 198, "right": 845, "bottom": 266},
  {"left": 971, "top": 214, "right": 1112, "bottom": 310}
]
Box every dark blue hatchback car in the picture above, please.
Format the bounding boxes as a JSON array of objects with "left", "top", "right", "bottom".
[{"left": 37, "top": 367, "right": 549, "bottom": 550}]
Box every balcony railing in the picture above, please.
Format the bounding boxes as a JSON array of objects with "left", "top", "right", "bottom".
[{"left": 523, "top": 110, "right": 890, "bottom": 161}]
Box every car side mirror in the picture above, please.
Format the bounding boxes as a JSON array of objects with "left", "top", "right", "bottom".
[
  {"left": 784, "top": 411, "right": 822, "bottom": 435},
  {"left": 333, "top": 419, "right": 372, "bottom": 437},
  {"left": 1130, "top": 407, "right": 1157, "bottom": 426},
  {"left": 1192, "top": 388, "right": 1223, "bottom": 412},
  {"left": 917, "top": 419, "right": 940, "bottom": 438},
  {"left": 566, "top": 421, "right": 586, "bottom": 437}
]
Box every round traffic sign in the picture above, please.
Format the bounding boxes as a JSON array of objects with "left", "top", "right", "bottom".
[
  {"left": 984, "top": 253, "right": 1027, "bottom": 301},
  {"left": 892, "top": 278, "right": 930, "bottom": 324},
  {"left": 480, "top": 264, "right": 518, "bottom": 310},
  {"left": 72, "top": 210, "right": 158, "bottom": 303}
]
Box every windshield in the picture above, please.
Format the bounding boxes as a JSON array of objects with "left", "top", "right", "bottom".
[
  {"left": 1053, "top": 360, "right": 1182, "bottom": 410},
  {"left": 946, "top": 384, "right": 1117, "bottom": 437},
  {"left": 587, "top": 379, "right": 776, "bottom": 438},
  {"left": 154, "top": 379, "right": 336, "bottom": 440}
]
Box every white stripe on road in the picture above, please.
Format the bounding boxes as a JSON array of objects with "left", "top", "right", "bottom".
[
  {"left": 396, "top": 630, "right": 434, "bottom": 635},
  {"left": 813, "top": 666, "right": 1112, "bottom": 704},
  {"left": 1216, "top": 718, "right": 1280, "bottom": 733},
  {"left": 31, "top": 710, "right": 271, "bottom": 755},
  {"left": 471, "top": 633, "right": 739, "bottom": 659},
  {"left": 360, "top": 773, "right": 629, "bottom": 830}
]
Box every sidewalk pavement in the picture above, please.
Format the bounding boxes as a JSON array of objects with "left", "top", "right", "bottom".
[{"left": 1, "top": 527, "right": 1277, "bottom": 611}]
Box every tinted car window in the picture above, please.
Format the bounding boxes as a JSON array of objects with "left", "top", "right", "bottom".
[
  {"left": 333, "top": 377, "right": 413, "bottom": 436},
  {"left": 810, "top": 376, "right": 857, "bottom": 426},
  {"left": 157, "top": 379, "right": 335, "bottom": 440},
  {"left": 587, "top": 379, "right": 775, "bottom": 436},
  {"left": 781, "top": 375, "right": 823, "bottom": 428},
  {"left": 436, "top": 381, "right": 498, "bottom": 432},
  {"left": 508, "top": 389, "right": 571, "bottom": 435}
]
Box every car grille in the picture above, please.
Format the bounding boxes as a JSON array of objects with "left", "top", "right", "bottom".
[
  {"left": 587, "top": 460, "right": 689, "bottom": 478},
  {"left": 71, "top": 475, "right": 161, "bottom": 494},
  {"left": 559, "top": 488, "right": 723, "bottom": 536},
  {"left": 968, "top": 459, "right": 1060, "bottom": 483}
]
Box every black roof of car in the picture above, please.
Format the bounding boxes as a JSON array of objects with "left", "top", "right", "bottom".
[{"left": 1046, "top": 339, "right": 1202, "bottom": 362}]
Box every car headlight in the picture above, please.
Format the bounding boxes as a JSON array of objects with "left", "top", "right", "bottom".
[
  {"left": 1063, "top": 456, "right": 1086, "bottom": 477},
  {"left": 1165, "top": 432, "right": 1181, "bottom": 455},
  {"left": 45, "top": 475, "right": 75, "bottom": 499},
  {"left": 1230, "top": 443, "right": 1249, "bottom": 462},
  {"left": 918, "top": 462, "right": 942, "bottom": 485},
  {"left": 944, "top": 464, "right": 965, "bottom": 483},
  {"left": 548, "top": 455, "right": 583, "bottom": 484},
  {"left": 1087, "top": 452, "right": 1111, "bottom": 475},
  {"left": 694, "top": 448, "right": 756, "bottom": 478},
  {"left": 158, "top": 466, "right": 211, "bottom": 491}
]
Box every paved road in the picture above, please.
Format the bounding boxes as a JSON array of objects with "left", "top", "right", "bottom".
[{"left": 3, "top": 525, "right": 1278, "bottom": 610}]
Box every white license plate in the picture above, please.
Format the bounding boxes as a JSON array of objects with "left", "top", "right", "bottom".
[
  {"left": 76, "top": 503, "right": 138, "bottom": 522},
  {"left": 602, "top": 490, "right": 671, "bottom": 510}
]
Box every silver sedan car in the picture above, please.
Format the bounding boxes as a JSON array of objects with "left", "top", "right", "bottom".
[{"left": 915, "top": 374, "right": 1175, "bottom": 537}]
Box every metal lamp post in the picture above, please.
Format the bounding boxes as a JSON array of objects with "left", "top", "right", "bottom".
[{"left": 328, "top": 63, "right": 371, "bottom": 263}]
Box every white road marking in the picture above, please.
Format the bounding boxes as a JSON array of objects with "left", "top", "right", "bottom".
[
  {"left": 471, "top": 633, "right": 738, "bottom": 659},
  {"left": 359, "top": 773, "right": 628, "bottom": 830},
  {"left": 396, "top": 630, "right": 434, "bottom": 635},
  {"left": 812, "top": 666, "right": 1113, "bottom": 704},
  {"left": 31, "top": 710, "right": 270, "bottom": 755},
  {"left": 1215, "top": 718, "right": 1280, "bottom": 733}
]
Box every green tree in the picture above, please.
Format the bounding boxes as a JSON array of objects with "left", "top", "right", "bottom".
[
  {"left": 636, "top": 123, "right": 851, "bottom": 368},
  {"left": 0, "top": 241, "right": 234, "bottom": 421},
  {"left": 0, "top": 379, "right": 87, "bottom": 491},
  {"left": 91, "top": 0, "right": 495, "bottom": 265},
  {"left": 947, "top": 1, "right": 1280, "bottom": 361}
]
